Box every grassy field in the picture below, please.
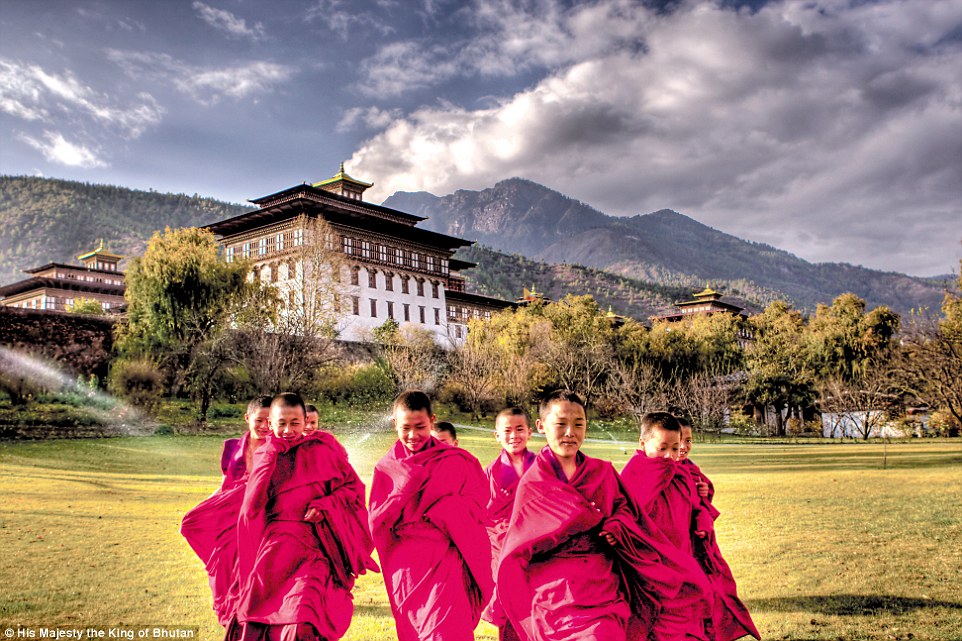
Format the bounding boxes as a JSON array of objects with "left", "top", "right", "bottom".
[{"left": 0, "top": 425, "right": 960, "bottom": 640}]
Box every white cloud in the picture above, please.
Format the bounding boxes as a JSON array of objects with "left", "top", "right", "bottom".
[
  {"left": 19, "top": 131, "right": 107, "bottom": 168},
  {"left": 107, "top": 50, "right": 292, "bottom": 105},
  {"left": 192, "top": 2, "right": 265, "bottom": 40},
  {"left": 337, "top": 106, "right": 403, "bottom": 132},
  {"left": 351, "top": 0, "right": 962, "bottom": 276},
  {"left": 357, "top": 0, "right": 652, "bottom": 95},
  {"left": 0, "top": 58, "right": 164, "bottom": 137},
  {"left": 305, "top": 0, "right": 394, "bottom": 39}
]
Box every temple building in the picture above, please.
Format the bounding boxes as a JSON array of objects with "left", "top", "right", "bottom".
[
  {"left": 0, "top": 240, "right": 126, "bottom": 313},
  {"left": 204, "top": 165, "right": 514, "bottom": 344},
  {"left": 656, "top": 286, "right": 753, "bottom": 347}
]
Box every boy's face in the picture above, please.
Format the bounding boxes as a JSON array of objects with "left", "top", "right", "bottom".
[
  {"left": 432, "top": 429, "right": 458, "bottom": 447},
  {"left": 304, "top": 411, "right": 319, "bottom": 435},
  {"left": 395, "top": 408, "right": 435, "bottom": 452},
  {"left": 496, "top": 415, "right": 531, "bottom": 455},
  {"left": 537, "top": 401, "right": 586, "bottom": 462},
  {"left": 678, "top": 426, "right": 693, "bottom": 460},
  {"left": 642, "top": 425, "right": 681, "bottom": 460},
  {"left": 270, "top": 404, "right": 305, "bottom": 440},
  {"left": 246, "top": 408, "right": 272, "bottom": 440}
]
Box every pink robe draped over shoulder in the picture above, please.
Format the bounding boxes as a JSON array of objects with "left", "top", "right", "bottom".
[
  {"left": 369, "top": 438, "right": 494, "bottom": 641},
  {"left": 231, "top": 432, "right": 378, "bottom": 641},
  {"left": 621, "top": 453, "right": 714, "bottom": 641},
  {"left": 498, "top": 447, "right": 703, "bottom": 641},
  {"left": 482, "top": 449, "right": 536, "bottom": 634},
  {"left": 181, "top": 434, "right": 251, "bottom": 625},
  {"left": 681, "top": 459, "right": 760, "bottom": 641}
]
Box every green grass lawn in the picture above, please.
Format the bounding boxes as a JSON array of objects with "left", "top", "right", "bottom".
[{"left": 1, "top": 426, "right": 960, "bottom": 640}]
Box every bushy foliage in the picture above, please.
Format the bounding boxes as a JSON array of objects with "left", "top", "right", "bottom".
[{"left": 108, "top": 358, "right": 163, "bottom": 413}]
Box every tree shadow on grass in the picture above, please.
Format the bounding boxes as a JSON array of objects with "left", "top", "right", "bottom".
[
  {"left": 747, "top": 594, "right": 962, "bottom": 616},
  {"left": 351, "top": 603, "right": 395, "bottom": 618}
]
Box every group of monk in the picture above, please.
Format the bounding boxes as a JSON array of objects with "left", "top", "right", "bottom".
[{"left": 181, "top": 389, "right": 760, "bottom": 641}]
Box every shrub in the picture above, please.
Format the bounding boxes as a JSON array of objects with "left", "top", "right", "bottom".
[
  {"left": 109, "top": 358, "right": 163, "bottom": 413},
  {"left": 928, "top": 408, "right": 961, "bottom": 437},
  {"left": 315, "top": 363, "right": 394, "bottom": 407}
]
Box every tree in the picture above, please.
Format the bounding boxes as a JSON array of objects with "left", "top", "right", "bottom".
[
  {"left": 116, "top": 226, "right": 263, "bottom": 420},
  {"left": 742, "top": 300, "right": 814, "bottom": 435},
  {"left": 896, "top": 260, "right": 962, "bottom": 425},
  {"left": 68, "top": 298, "right": 106, "bottom": 315},
  {"left": 373, "top": 320, "right": 447, "bottom": 394},
  {"left": 805, "top": 293, "right": 900, "bottom": 384},
  {"left": 446, "top": 318, "right": 503, "bottom": 420},
  {"left": 232, "top": 215, "right": 344, "bottom": 395},
  {"left": 817, "top": 360, "right": 901, "bottom": 439}
]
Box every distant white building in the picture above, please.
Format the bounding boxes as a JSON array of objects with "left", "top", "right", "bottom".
[
  {"left": 821, "top": 412, "right": 905, "bottom": 438},
  {"left": 204, "top": 165, "right": 513, "bottom": 344}
]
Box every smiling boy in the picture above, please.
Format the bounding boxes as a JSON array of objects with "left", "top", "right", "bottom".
[
  {"left": 482, "top": 407, "right": 537, "bottom": 640},
  {"left": 369, "top": 390, "right": 493, "bottom": 640},
  {"left": 497, "top": 391, "right": 653, "bottom": 641},
  {"left": 676, "top": 417, "right": 760, "bottom": 641},
  {"left": 180, "top": 395, "right": 272, "bottom": 627},
  {"left": 620, "top": 412, "right": 713, "bottom": 641},
  {"left": 230, "top": 392, "right": 377, "bottom": 640}
]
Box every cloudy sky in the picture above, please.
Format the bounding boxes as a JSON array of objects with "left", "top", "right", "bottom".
[{"left": 1, "top": 0, "right": 960, "bottom": 277}]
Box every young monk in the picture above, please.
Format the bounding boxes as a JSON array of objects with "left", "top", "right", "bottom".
[
  {"left": 181, "top": 395, "right": 272, "bottom": 626},
  {"left": 304, "top": 403, "right": 320, "bottom": 435},
  {"left": 482, "top": 407, "right": 537, "bottom": 641},
  {"left": 432, "top": 420, "right": 459, "bottom": 446},
  {"left": 498, "top": 391, "right": 703, "bottom": 641},
  {"left": 677, "top": 417, "right": 760, "bottom": 641},
  {"left": 369, "top": 390, "right": 493, "bottom": 640},
  {"left": 620, "top": 412, "right": 713, "bottom": 641},
  {"left": 229, "top": 392, "right": 378, "bottom": 641}
]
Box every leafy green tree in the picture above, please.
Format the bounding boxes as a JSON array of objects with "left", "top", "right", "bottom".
[
  {"left": 897, "top": 260, "right": 962, "bottom": 425},
  {"left": 68, "top": 298, "right": 106, "bottom": 315},
  {"left": 742, "top": 300, "right": 814, "bottom": 435},
  {"left": 116, "top": 226, "right": 263, "bottom": 420},
  {"left": 805, "top": 293, "right": 900, "bottom": 384}
]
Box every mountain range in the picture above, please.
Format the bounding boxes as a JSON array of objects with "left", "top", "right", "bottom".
[
  {"left": 386, "top": 178, "right": 951, "bottom": 314},
  {"left": 0, "top": 175, "right": 951, "bottom": 319}
]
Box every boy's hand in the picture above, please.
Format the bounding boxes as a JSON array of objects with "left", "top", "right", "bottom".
[
  {"left": 304, "top": 507, "right": 325, "bottom": 523},
  {"left": 696, "top": 481, "right": 710, "bottom": 498},
  {"left": 600, "top": 531, "right": 618, "bottom": 547},
  {"left": 694, "top": 529, "right": 707, "bottom": 539}
]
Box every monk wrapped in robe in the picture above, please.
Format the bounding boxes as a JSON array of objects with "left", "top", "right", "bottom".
[
  {"left": 677, "top": 419, "right": 759, "bottom": 641},
  {"left": 370, "top": 390, "right": 493, "bottom": 641},
  {"left": 498, "top": 391, "right": 707, "bottom": 641},
  {"left": 182, "top": 396, "right": 273, "bottom": 626},
  {"left": 229, "top": 393, "right": 377, "bottom": 641}
]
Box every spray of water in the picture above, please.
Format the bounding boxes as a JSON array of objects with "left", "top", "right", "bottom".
[{"left": 0, "top": 346, "right": 154, "bottom": 437}]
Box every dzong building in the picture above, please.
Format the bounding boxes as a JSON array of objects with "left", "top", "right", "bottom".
[{"left": 204, "top": 165, "right": 513, "bottom": 344}]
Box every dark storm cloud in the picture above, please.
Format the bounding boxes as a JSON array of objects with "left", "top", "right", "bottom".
[{"left": 352, "top": 0, "right": 962, "bottom": 276}]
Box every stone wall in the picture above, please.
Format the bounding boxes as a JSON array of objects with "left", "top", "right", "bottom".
[{"left": 0, "top": 307, "right": 116, "bottom": 382}]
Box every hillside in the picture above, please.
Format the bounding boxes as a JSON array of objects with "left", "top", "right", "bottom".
[
  {"left": 0, "top": 176, "right": 251, "bottom": 283},
  {"left": 386, "top": 178, "right": 950, "bottom": 315},
  {"left": 456, "top": 245, "right": 769, "bottom": 320}
]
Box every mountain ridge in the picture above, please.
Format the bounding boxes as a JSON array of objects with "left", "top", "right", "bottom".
[{"left": 384, "top": 177, "right": 950, "bottom": 314}]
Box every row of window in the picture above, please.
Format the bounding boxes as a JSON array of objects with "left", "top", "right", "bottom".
[
  {"left": 88, "top": 261, "right": 119, "bottom": 272},
  {"left": 353, "top": 268, "right": 441, "bottom": 298},
  {"left": 9, "top": 297, "right": 113, "bottom": 311},
  {"left": 351, "top": 297, "right": 443, "bottom": 325},
  {"left": 342, "top": 238, "right": 449, "bottom": 275},
  {"left": 225, "top": 229, "right": 307, "bottom": 263},
  {"left": 223, "top": 230, "right": 450, "bottom": 280},
  {"left": 54, "top": 272, "right": 124, "bottom": 286}
]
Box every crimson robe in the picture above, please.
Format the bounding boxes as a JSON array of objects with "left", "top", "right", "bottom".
[
  {"left": 482, "top": 449, "right": 536, "bottom": 638},
  {"left": 230, "top": 431, "right": 378, "bottom": 641},
  {"left": 498, "top": 447, "right": 705, "bottom": 641},
  {"left": 369, "top": 437, "right": 494, "bottom": 641},
  {"left": 621, "top": 453, "right": 714, "bottom": 641},
  {"left": 181, "top": 434, "right": 252, "bottom": 625},
  {"left": 681, "top": 459, "right": 760, "bottom": 641}
]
